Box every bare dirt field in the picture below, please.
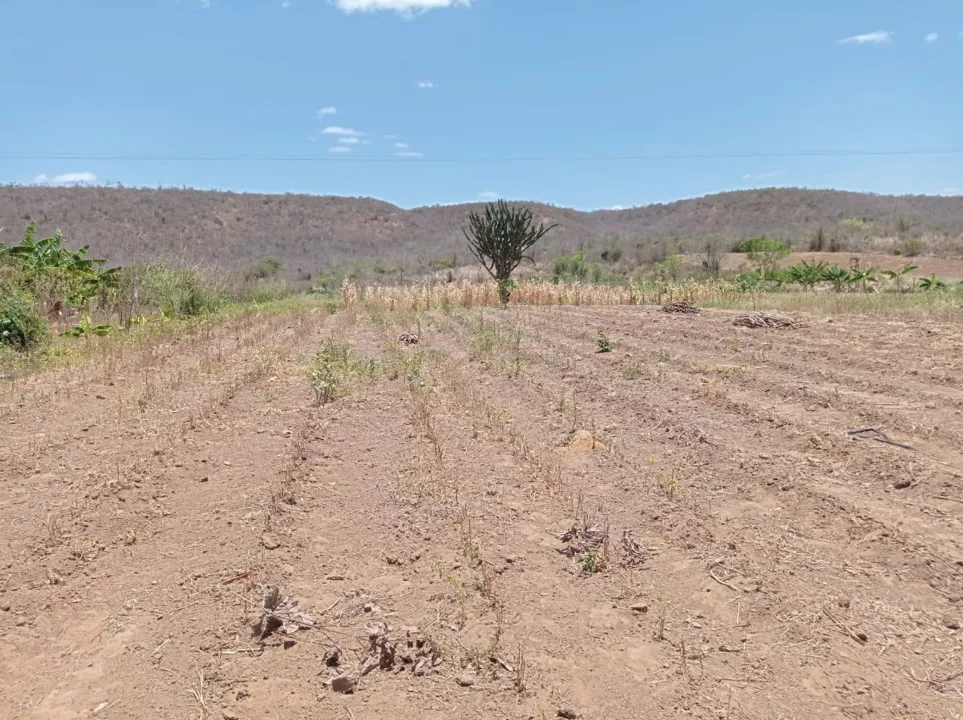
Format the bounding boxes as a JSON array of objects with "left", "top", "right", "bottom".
[{"left": 2, "top": 301, "right": 963, "bottom": 719}]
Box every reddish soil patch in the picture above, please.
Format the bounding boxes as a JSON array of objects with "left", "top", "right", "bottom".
[{"left": 2, "top": 303, "right": 962, "bottom": 718}]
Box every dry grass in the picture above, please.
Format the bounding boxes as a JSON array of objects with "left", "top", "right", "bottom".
[{"left": 343, "top": 278, "right": 963, "bottom": 321}]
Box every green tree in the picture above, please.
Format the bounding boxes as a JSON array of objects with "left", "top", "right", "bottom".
[
  {"left": 742, "top": 237, "right": 790, "bottom": 279},
  {"left": 463, "top": 201, "right": 557, "bottom": 305}
]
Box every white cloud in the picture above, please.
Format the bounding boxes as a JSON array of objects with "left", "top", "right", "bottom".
[
  {"left": 610, "top": 205, "right": 625, "bottom": 211},
  {"left": 321, "top": 125, "right": 364, "bottom": 136},
  {"left": 337, "top": 136, "right": 361, "bottom": 145},
  {"left": 329, "top": 146, "right": 352, "bottom": 154},
  {"left": 939, "top": 188, "right": 962, "bottom": 196},
  {"left": 383, "top": 134, "right": 399, "bottom": 140},
  {"left": 395, "top": 151, "right": 423, "bottom": 157},
  {"left": 33, "top": 171, "right": 98, "bottom": 186},
  {"left": 417, "top": 81, "right": 435, "bottom": 89},
  {"left": 394, "top": 142, "right": 409, "bottom": 149},
  {"left": 477, "top": 190, "right": 501, "bottom": 200},
  {"left": 317, "top": 106, "right": 337, "bottom": 117},
  {"left": 924, "top": 33, "right": 939, "bottom": 43},
  {"left": 838, "top": 31, "right": 894, "bottom": 45},
  {"left": 334, "top": 0, "right": 469, "bottom": 15},
  {"left": 741, "top": 170, "right": 786, "bottom": 180},
  {"left": 281, "top": 0, "right": 291, "bottom": 7}
]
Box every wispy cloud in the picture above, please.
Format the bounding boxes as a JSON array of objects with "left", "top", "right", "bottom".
[
  {"left": 924, "top": 32, "right": 939, "bottom": 43},
  {"left": 337, "top": 136, "right": 361, "bottom": 145},
  {"left": 329, "top": 146, "right": 352, "bottom": 154},
  {"left": 334, "top": 0, "right": 469, "bottom": 15},
  {"left": 939, "top": 188, "right": 962, "bottom": 196},
  {"left": 395, "top": 151, "right": 423, "bottom": 158},
  {"left": 281, "top": 0, "right": 291, "bottom": 8},
  {"left": 838, "top": 30, "right": 894, "bottom": 45},
  {"left": 741, "top": 171, "right": 786, "bottom": 180},
  {"left": 321, "top": 125, "right": 364, "bottom": 137},
  {"left": 477, "top": 191, "right": 501, "bottom": 200},
  {"left": 394, "top": 142, "right": 409, "bottom": 149},
  {"left": 417, "top": 80, "right": 435, "bottom": 89},
  {"left": 317, "top": 107, "right": 337, "bottom": 118},
  {"left": 33, "top": 171, "right": 98, "bottom": 186}
]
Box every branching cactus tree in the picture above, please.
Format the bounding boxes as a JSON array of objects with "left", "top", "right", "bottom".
[{"left": 463, "top": 200, "right": 557, "bottom": 305}]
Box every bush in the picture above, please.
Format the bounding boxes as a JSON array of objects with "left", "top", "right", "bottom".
[
  {"left": 0, "top": 284, "right": 48, "bottom": 350},
  {"left": 132, "top": 265, "right": 227, "bottom": 318},
  {"left": 897, "top": 238, "right": 925, "bottom": 257}
]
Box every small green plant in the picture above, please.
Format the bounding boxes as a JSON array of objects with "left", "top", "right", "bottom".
[
  {"left": 882, "top": 263, "right": 918, "bottom": 293},
  {"left": 581, "top": 550, "right": 599, "bottom": 574},
  {"left": 309, "top": 339, "right": 351, "bottom": 405},
  {"left": 61, "top": 314, "right": 114, "bottom": 338},
  {"left": 596, "top": 331, "right": 613, "bottom": 353},
  {"left": 919, "top": 274, "right": 947, "bottom": 291},
  {"left": 660, "top": 474, "right": 680, "bottom": 501}
]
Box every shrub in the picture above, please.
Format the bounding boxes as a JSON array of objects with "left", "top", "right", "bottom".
[
  {"left": 0, "top": 284, "right": 47, "bottom": 350},
  {"left": 897, "top": 238, "right": 925, "bottom": 257}
]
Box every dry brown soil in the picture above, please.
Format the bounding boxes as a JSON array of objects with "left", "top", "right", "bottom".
[{"left": 2, "top": 302, "right": 962, "bottom": 719}]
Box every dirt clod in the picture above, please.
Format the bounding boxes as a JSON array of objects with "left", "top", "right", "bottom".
[
  {"left": 330, "top": 675, "right": 356, "bottom": 694},
  {"left": 260, "top": 534, "right": 281, "bottom": 550},
  {"left": 557, "top": 709, "right": 578, "bottom": 719},
  {"left": 456, "top": 671, "right": 476, "bottom": 687}
]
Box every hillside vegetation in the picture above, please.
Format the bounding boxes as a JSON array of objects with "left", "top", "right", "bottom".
[{"left": 2, "top": 186, "right": 962, "bottom": 280}]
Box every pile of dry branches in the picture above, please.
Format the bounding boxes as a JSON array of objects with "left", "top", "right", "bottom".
[
  {"left": 662, "top": 301, "right": 700, "bottom": 314},
  {"left": 733, "top": 313, "right": 797, "bottom": 329}
]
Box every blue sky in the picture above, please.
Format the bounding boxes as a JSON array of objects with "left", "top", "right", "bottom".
[{"left": 1, "top": 0, "right": 961, "bottom": 209}]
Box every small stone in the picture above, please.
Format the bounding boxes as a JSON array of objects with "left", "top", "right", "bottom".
[
  {"left": 222, "top": 710, "right": 240, "bottom": 720},
  {"left": 413, "top": 658, "right": 430, "bottom": 676},
  {"left": 0, "top": 603, "right": 10, "bottom": 612},
  {"left": 324, "top": 647, "right": 342, "bottom": 667},
  {"left": 456, "top": 671, "right": 476, "bottom": 687},
  {"left": 326, "top": 574, "right": 345, "bottom": 581},
  {"left": 330, "top": 675, "right": 356, "bottom": 694},
  {"left": 198, "top": 476, "right": 209, "bottom": 483},
  {"left": 557, "top": 709, "right": 578, "bottom": 719},
  {"left": 943, "top": 615, "right": 961, "bottom": 630},
  {"left": 386, "top": 555, "right": 402, "bottom": 566},
  {"left": 260, "top": 534, "right": 281, "bottom": 550},
  {"left": 893, "top": 479, "right": 912, "bottom": 490},
  {"left": 630, "top": 603, "right": 649, "bottom": 613},
  {"left": 15, "top": 617, "right": 26, "bottom": 627}
]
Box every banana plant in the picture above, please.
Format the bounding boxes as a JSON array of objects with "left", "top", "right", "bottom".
[
  {"left": 822, "top": 265, "right": 854, "bottom": 292},
  {"left": 849, "top": 266, "right": 879, "bottom": 293},
  {"left": 60, "top": 314, "right": 114, "bottom": 338},
  {"left": 881, "top": 264, "right": 918, "bottom": 293},
  {"left": 919, "top": 274, "right": 946, "bottom": 291},
  {"left": 787, "top": 260, "right": 829, "bottom": 289}
]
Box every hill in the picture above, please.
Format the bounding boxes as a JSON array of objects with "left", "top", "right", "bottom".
[{"left": 2, "top": 186, "right": 962, "bottom": 279}]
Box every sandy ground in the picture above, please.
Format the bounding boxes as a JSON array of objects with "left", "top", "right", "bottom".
[{"left": 2, "top": 301, "right": 962, "bottom": 719}]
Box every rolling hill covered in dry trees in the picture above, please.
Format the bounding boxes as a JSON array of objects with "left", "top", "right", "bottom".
[{"left": 2, "top": 185, "right": 963, "bottom": 277}]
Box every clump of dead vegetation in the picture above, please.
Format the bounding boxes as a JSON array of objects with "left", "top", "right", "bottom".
[
  {"left": 733, "top": 312, "right": 798, "bottom": 329},
  {"left": 662, "top": 301, "right": 700, "bottom": 314}
]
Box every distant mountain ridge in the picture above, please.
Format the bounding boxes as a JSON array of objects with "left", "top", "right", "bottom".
[{"left": 2, "top": 186, "right": 961, "bottom": 276}]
